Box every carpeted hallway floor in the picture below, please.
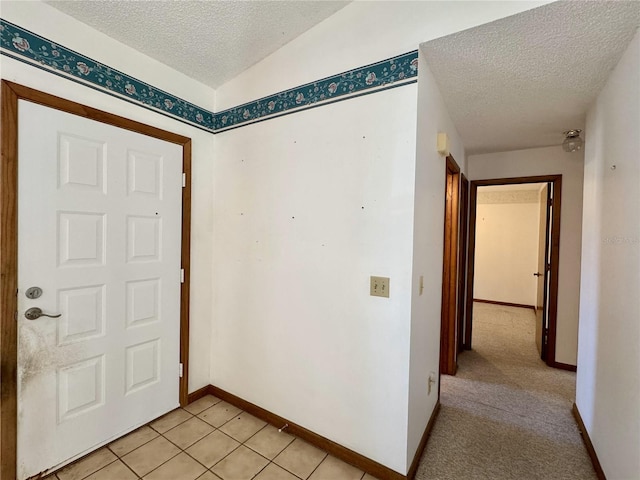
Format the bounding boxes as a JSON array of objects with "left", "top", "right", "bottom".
[{"left": 416, "top": 302, "right": 596, "bottom": 480}]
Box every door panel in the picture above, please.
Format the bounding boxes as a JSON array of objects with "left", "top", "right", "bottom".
[
  {"left": 457, "top": 174, "right": 469, "bottom": 352},
  {"left": 440, "top": 156, "right": 460, "bottom": 375},
  {"left": 535, "top": 184, "right": 551, "bottom": 358},
  {"left": 17, "top": 100, "right": 183, "bottom": 479}
]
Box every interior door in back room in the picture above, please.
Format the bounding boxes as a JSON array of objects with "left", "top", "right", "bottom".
[
  {"left": 535, "top": 183, "right": 553, "bottom": 359},
  {"left": 16, "top": 100, "right": 183, "bottom": 479}
]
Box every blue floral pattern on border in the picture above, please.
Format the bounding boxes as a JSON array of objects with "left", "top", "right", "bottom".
[
  {"left": 1, "top": 18, "right": 418, "bottom": 134},
  {"left": 213, "top": 51, "right": 418, "bottom": 131},
  {"left": 0, "top": 19, "right": 215, "bottom": 130}
]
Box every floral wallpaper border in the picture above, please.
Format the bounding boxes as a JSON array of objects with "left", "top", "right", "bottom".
[
  {"left": 0, "top": 19, "right": 216, "bottom": 131},
  {"left": 1, "top": 18, "right": 418, "bottom": 134},
  {"left": 214, "top": 50, "right": 418, "bottom": 131}
]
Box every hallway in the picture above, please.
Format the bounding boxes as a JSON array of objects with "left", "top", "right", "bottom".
[{"left": 416, "top": 303, "right": 596, "bottom": 480}]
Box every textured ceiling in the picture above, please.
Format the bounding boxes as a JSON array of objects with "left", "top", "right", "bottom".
[
  {"left": 46, "top": 0, "right": 349, "bottom": 89},
  {"left": 421, "top": 1, "right": 640, "bottom": 155},
  {"left": 42, "top": 1, "right": 640, "bottom": 155}
]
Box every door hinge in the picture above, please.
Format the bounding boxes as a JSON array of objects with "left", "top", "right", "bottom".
[
  {"left": 180, "top": 268, "right": 185, "bottom": 283},
  {"left": 179, "top": 363, "right": 184, "bottom": 378},
  {"left": 182, "top": 173, "right": 186, "bottom": 188}
]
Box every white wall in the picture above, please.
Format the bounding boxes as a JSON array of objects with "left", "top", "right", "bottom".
[
  {"left": 474, "top": 199, "right": 540, "bottom": 307},
  {"left": 467, "top": 146, "right": 584, "bottom": 366},
  {"left": 1, "top": 1, "right": 215, "bottom": 393},
  {"left": 213, "top": 86, "right": 417, "bottom": 474},
  {"left": 576, "top": 29, "right": 640, "bottom": 480},
  {"left": 211, "top": 2, "right": 551, "bottom": 474},
  {"left": 212, "top": 2, "right": 550, "bottom": 474},
  {"left": 407, "top": 51, "right": 466, "bottom": 468}
]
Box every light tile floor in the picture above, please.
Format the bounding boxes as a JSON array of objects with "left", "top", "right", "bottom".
[{"left": 44, "top": 395, "right": 377, "bottom": 480}]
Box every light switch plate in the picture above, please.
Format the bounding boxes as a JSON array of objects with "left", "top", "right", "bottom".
[{"left": 370, "top": 276, "right": 390, "bottom": 298}]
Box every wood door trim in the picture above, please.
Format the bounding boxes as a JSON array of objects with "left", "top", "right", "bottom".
[
  {"left": 440, "top": 155, "right": 460, "bottom": 375},
  {"left": 0, "top": 80, "right": 192, "bottom": 480},
  {"left": 463, "top": 183, "right": 477, "bottom": 349},
  {"left": 457, "top": 174, "right": 469, "bottom": 353},
  {"left": 1, "top": 80, "right": 20, "bottom": 480},
  {"left": 547, "top": 177, "right": 562, "bottom": 367},
  {"left": 465, "top": 175, "right": 562, "bottom": 366}
]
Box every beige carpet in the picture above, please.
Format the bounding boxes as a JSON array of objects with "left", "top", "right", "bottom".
[{"left": 416, "top": 302, "right": 596, "bottom": 480}]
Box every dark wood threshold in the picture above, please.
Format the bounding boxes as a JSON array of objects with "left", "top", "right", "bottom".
[
  {"left": 551, "top": 361, "right": 577, "bottom": 372},
  {"left": 188, "top": 385, "right": 440, "bottom": 480},
  {"left": 572, "top": 403, "right": 606, "bottom": 480},
  {"left": 474, "top": 298, "right": 536, "bottom": 312},
  {"left": 407, "top": 402, "right": 441, "bottom": 479}
]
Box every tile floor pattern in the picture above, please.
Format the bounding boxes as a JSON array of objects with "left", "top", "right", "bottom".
[{"left": 44, "top": 395, "right": 378, "bottom": 480}]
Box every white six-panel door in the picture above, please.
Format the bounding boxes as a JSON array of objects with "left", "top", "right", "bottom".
[{"left": 17, "top": 100, "right": 183, "bottom": 479}]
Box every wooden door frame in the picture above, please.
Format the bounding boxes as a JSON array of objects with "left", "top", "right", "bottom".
[
  {"left": 464, "top": 175, "right": 562, "bottom": 367},
  {"left": 1, "top": 81, "right": 192, "bottom": 480},
  {"left": 457, "top": 173, "right": 469, "bottom": 352},
  {"left": 440, "top": 155, "right": 460, "bottom": 376}
]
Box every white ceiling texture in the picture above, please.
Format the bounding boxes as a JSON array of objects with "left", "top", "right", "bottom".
[
  {"left": 46, "top": 0, "right": 350, "bottom": 89},
  {"left": 47, "top": 1, "right": 639, "bottom": 155},
  {"left": 421, "top": 1, "right": 640, "bottom": 154}
]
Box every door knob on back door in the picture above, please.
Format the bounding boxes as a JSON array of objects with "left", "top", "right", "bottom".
[
  {"left": 533, "top": 272, "right": 543, "bottom": 277},
  {"left": 24, "top": 307, "right": 61, "bottom": 320}
]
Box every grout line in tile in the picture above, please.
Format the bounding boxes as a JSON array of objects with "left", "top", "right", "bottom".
[
  {"left": 250, "top": 461, "right": 271, "bottom": 480},
  {"left": 107, "top": 433, "right": 159, "bottom": 460},
  {"left": 205, "top": 440, "right": 243, "bottom": 470},
  {"left": 305, "top": 452, "right": 329, "bottom": 480},
  {"left": 73, "top": 456, "right": 120, "bottom": 480},
  {"left": 148, "top": 408, "right": 194, "bottom": 434},
  {"left": 119, "top": 458, "right": 143, "bottom": 480},
  {"left": 243, "top": 422, "right": 297, "bottom": 462},
  {"left": 176, "top": 442, "right": 219, "bottom": 472},
  {"left": 244, "top": 422, "right": 269, "bottom": 442},
  {"left": 276, "top": 459, "right": 315, "bottom": 480},
  {"left": 135, "top": 449, "right": 182, "bottom": 479},
  {"left": 160, "top": 424, "right": 218, "bottom": 452}
]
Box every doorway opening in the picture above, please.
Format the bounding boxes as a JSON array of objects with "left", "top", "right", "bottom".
[{"left": 464, "top": 175, "right": 565, "bottom": 368}]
